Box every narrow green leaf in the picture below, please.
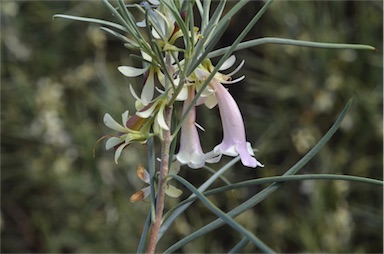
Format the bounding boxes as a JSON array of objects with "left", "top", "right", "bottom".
[
  {"left": 198, "top": 0, "right": 255, "bottom": 52},
  {"left": 180, "top": 0, "right": 190, "bottom": 12},
  {"left": 115, "top": 0, "right": 142, "bottom": 36},
  {"left": 220, "top": 173, "right": 383, "bottom": 194},
  {"left": 195, "top": 0, "right": 204, "bottom": 19},
  {"left": 158, "top": 157, "right": 240, "bottom": 240},
  {"left": 208, "top": 37, "right": 376, "bottom": 58},
  {"left": 147, "top": 137, "right": 157, "bottom": 223},
  {"left": 201, "top": 0, "right": 226, "bottom": 39},
  {"left": 113, "top": 0, "right": 151, "bottom": 48},
  {"left": 167, "top": 112, "right": 178, "bottom": 171},
  {"left": 102, "top": 0, "right": 133, "bottom": 31},
  {"left": 187, "top": 1, "right": 196, "bottom": 50},
  {"left": 202, "top": 165, "right": 232, "bottom": 186},
  {"left": 228, "top": 237, "right": 250, "bottom": 254},
  {"left": 201, "top": 0, "right": 211, "bottom": 33},
  {"left": 128, "top": 54, "right": 160, "bottom": 68},
  {"left": 169, "top": 173, "right": 383, "bottom": 208},
  {"left": 170, "top": 174, "right": 276, "bottom": 254},
  {"left": 136, "top": 212, "right": 151, "bottom": 254},
  {"left": 99, "top": 27, "right": 138, "bottom": 46},
  {"left": 53, "top": 14, "right": 128, "bottom": 32}
]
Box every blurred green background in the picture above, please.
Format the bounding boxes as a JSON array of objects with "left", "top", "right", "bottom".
[{"left": 1, "top": 1, "right": 382, "bottom": 253}]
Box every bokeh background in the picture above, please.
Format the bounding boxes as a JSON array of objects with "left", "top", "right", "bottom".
[{"left": 1, "top": 0, "right": 382, "bottom": 253}]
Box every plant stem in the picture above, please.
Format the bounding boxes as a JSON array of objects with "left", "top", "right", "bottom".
[{"left": 146, "top": 105, "right": 173, "bottom": 254}]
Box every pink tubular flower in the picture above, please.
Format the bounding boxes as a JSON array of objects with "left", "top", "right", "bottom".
[
  {"left": 176, "top": 87, "right": 216, "bottom": 168},
  {"left": 194, "top": 56, "right": 263, "bottom": 168},
  {"left": 210, "top": 79, "right": 263, "bottom": 168}
]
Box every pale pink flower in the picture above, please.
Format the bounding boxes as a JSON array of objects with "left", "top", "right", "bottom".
[
  {"left": 209, "top": 79, "right": 263, "bottom": 168},
  {"left": 176, "top": 87, "right": 218, "bottom": 168},
  {"left": 194, "top": 56, "right": 263, "bottom": 168}
]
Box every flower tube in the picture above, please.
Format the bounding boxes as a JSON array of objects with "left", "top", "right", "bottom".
[{"left": 176, "top": 87, "right": 209, "bottom": 169}]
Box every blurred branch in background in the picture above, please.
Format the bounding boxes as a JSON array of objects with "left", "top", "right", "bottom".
[{"left": 1, "top": 1, "right": 382, "bottom": 253}]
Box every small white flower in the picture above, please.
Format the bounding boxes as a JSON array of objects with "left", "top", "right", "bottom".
[
  {"left": 118, "top": 51, "right": 161, "bottom": 108},
  {"left": 136, "top": 98, "right": 169, "bottom": 131},
  {"left": 103, "top": 110, "right": 151, "bottom": 163}
]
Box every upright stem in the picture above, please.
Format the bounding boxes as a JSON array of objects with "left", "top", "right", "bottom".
[
  {"left": 146, "top": 52, "right": 174, "bottom": 253},
  {"left": 146, "top": 105, "right": 173, "bottom": 254}
]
